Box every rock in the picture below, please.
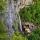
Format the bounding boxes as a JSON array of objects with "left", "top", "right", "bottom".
[{"left": 22, "top": 22, "right": 36, "bottom": 34}]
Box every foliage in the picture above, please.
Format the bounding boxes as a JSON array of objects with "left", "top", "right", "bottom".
[
  {"left": 0, "top": 0, "right": 40, "bottom": 40},
  {"left": 0, "top": 0, "right": 7, "bottom": 10},
  {"left": 11, "top": 27, "right": 40, "bottom": 40},
  {"left": 28, "top": 28, "right": 40, "bottom": 40},
  {"left": 19, "top": 0, "right": 40, "bottom": 25},
  {"left": 0, "top": 0, "right": 8, "bottom": 39},
  {"left": 0, "top": 20, "right": 8, "bottom": 40},
  {"left": 0, "top": 0, "right": 7, "bottom": 16},
  {"left": 11, "top": 31, "right": 28, "bottom": 40},
  {"left": 19, "top": 0, "right": 40, "bottom": 40}
]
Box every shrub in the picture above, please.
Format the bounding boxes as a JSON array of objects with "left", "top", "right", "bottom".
[
  {"left": 11, "top": 32, "right": 28, "bottom": 40},
  {"left": 28, "top": 28, "right": 40, "bottom": 40},
  {"left": 0, "top": 20, "right": 8, "bottom": 40},
  {"left": 19, "top": 0, "right": 40, "bottom": 25}
]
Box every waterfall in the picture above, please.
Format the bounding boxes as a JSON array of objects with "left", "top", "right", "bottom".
[
  {"left": 6, "top": 0, "right": 16, "bottom": 37},
  {"left": 5, "top": 0, "right": 22, "bottom": 37}
]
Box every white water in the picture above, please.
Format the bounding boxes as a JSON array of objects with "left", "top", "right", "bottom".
[
  {"left": 5, "top": 0, "right": 22, "bottom": 37},
  {"left": 6, "top": 0, "right": 16, "bottom": 37},
  {"left": 5, "top": 0, "right": 32, "bottom": 38}
]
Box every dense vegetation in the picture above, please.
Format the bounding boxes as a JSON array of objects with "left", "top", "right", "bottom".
[
  {"left": 19, "top": 0, "right": 40, "bottom": 26},
  {"left": 0, "top": 0, "right": 40, "bottom": 40},
  {"left": 0, "top": 0, "right": 8, "bottom": 40},
  {"left": 28, "top": 28, "right": 40, "bottom": 40}
]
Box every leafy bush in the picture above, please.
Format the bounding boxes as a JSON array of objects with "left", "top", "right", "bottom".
[
  {"left": 0, "top": 0, "right": 7, "bottom": 16},
  {"left": 19, "top": 0, "right": 40, "bottom": 25},
  {"left": 19, "top": 0, "right": 40, "bottom": 40},
  {"left": 0, "top": 0, "right": 7, "bottom": 10},
  {"left": 11, "top": 32, "right": 28, "bottom": 40},
  {"left": 28, "top": 28, "right": 40, "bottom": 40},
  {"left": 0, "top": 20, "right": 8, "bottom": 40},
  {"left": 11, "top": 28, "right": 40, "bottom": 40}
]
